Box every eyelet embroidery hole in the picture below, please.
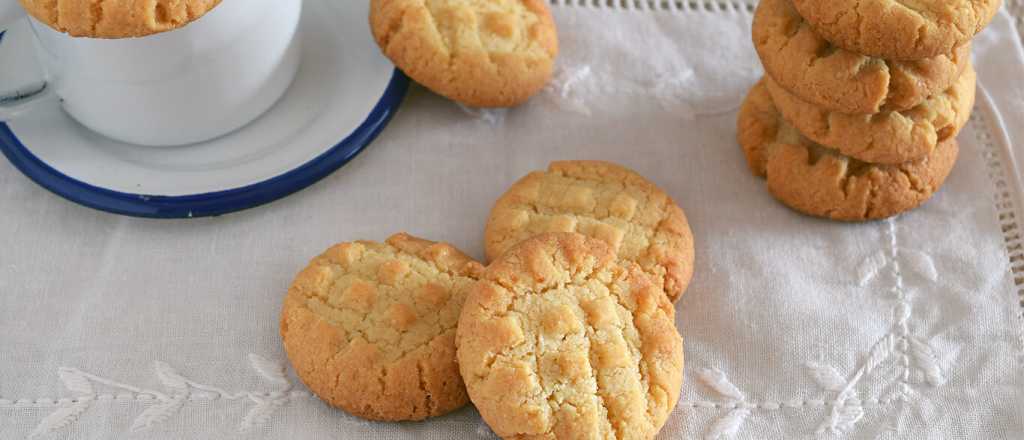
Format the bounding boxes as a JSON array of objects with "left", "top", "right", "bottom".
[
  {"left": 548, "top": 0, "right": 756, "bottom": 13},
  {"left": 1010, "top": 0, "right": 1024, "bottom": 44},
  {"left": 971, "top": 98, "right": 1024, "bottom": 350}
]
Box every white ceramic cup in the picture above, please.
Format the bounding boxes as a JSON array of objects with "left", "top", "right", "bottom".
[{"left": 0, "top": 0, "right": 302, "bottom": 147}]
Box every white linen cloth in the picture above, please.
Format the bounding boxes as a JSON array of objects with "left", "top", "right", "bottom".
[{"left": 2, "top": 1, "right": 1024, "bottom": 438}]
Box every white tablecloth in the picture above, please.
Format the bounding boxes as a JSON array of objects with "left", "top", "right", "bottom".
[{"left": 3, "top": 1, "right": 1024, "bottom": 439}]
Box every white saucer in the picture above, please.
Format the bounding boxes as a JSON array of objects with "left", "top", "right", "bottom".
[{"left": 0, "top": 0, "right": 408, "bottom": 218}]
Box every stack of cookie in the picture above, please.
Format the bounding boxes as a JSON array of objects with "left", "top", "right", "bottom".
[
  {"left": 280, "top": 161, "right": 695, "bottom": 439},
  {"left": 739, "top": 0, "right": 999, "bottom": 221}
]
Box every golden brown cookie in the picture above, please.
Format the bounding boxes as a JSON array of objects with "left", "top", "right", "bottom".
[
  {"left": 484, "top": 160, "right": 695, "bottom": 303},
  {"left": 280, "top": 233, "right": 485, "bottom": 421},
  {"left": 765, "top": 64, "right": 975, "bottom": 165},
  {"left": 19, "top": 0, "right": 222, "bottom": 38},
  {"left": 369, "top": 0, "right": 559, "bottom": 107},
  {"left": 457, "top": 232, "right": 685, "bottom": 440},
  {"left": 791, "top": 0, "right": 1001, "bottom": 60},
  {"left": 739, "top": 79, "right": 959, "bottom": 222},
  {"left": 754, "top": 0, "right": 970, "bottom": 114}
]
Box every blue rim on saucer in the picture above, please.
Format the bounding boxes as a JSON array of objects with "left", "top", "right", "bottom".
[{"left": 0, "top": 70, "right": 409, "bottom": 219}]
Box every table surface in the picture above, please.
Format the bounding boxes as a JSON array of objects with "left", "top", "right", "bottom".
[{"left": 2, "top": 1, "right": 1024, "bottom": 439}]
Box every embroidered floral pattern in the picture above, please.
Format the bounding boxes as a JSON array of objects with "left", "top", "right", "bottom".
[
  {"left": 540, "top": 63, "right": 750, "bottom": 120},
  {"left": 689, "top": 218, "right": 948, "bottom": 438},
  {"left": 544, "top": 65, "right": 594, "bottom": 116},
  {"left": 696, "top": 368, "right": 751, "bottom": 440},
  {"left": 456, "top": 104, "right": 508, "bottom": 126},
  {"left": 26, "top": 354, "right": 305, "bottom": 438}
]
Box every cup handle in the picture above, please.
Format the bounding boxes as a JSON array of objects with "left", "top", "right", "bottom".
[{"left": 0, "top": 5, "right": 53, "bottom": 122}]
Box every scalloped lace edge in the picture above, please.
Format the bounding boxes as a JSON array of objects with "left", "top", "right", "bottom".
[{"left": 549, "top": 0, "right": 755, "bottom": 13}]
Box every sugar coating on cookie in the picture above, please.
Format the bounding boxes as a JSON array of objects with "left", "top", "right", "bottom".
[
  {"left": 753, "top": 0, "right": 970, "bottom": 114},
  {"left": 765, "top": 64, "right": 975, "bottom": 166},
  {"left": 791, "top": 0, "right": 1000, "bottom": 60},
  {"left": 738, "top": 79, "right": 959, "bottom": 222},
  {"left": 457, "top": 233, "right": 684, "bottom": 440},
  {"left": 484, "top": 160, "right": 694, "bottom": 303},
  {"left": 280, "top": 233, "right": 485, "bottom": 421},
  {"left": 20, "top": 0, "right": 222, "bottom": 38},
  {"left": 369, "top": 0, "right": 559, "bottom": 107}
]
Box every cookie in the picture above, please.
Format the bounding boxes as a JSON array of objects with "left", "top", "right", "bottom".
[
  {"left": 765, "top": 64, "right": 974, "bottom": 166},
  {"left": 753, "top": 0, "right": 971, "bottom": 114},
  {"left": 19, "top": 0, "right": 222, "bottom": 38},
  {"left": 280, "top": 233, "right": 485, "bottom": 421},
  {"left": 790, "top": 0, "right": 1001, "bottom": 60},
  {"left": 739, "top": 79, "right": 959, "bottom": 221},
  {"left": 484, "top": 160, "right": 695, "bottom": 303},
  {"left": 457, "top": 232, "right": 684, "bottom": 440},
  {"left": 369, "top": 0, "right": 559, "bottom": 107}
]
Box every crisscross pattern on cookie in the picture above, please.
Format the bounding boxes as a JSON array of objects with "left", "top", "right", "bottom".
[
  {"left": 281, "top": 233, "right": 484, "bottom": 420},
  {"left": 485, "top": 161, "right": 694, "bottom": 302},
  {"left": 20, "top": 0, "right": 222, "bottom": 38},
  {"left": 458, "top": 233, "right": 684, "bottom": 440}
]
